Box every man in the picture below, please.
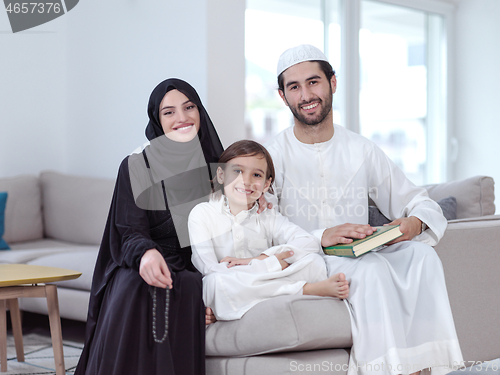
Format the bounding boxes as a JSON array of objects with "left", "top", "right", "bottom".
[{"left": 265, "top": 44, "right": 462, "bottom": 375}]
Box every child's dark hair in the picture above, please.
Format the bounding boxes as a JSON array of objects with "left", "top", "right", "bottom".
[{"left": 213, "top": 140, "right": 275, "bottom": 195}]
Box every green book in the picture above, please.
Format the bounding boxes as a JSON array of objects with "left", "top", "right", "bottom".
[{"left": 322, "top": 225, "right": 403, "bottom": 257}]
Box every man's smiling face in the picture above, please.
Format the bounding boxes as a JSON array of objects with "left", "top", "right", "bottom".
[{"left": 279, "top": 61, "right": 336, "bottom": 127}]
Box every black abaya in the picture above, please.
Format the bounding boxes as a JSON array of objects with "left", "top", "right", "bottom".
[
  {"left": 75, "top": 159, "right": 205, "bottom": 375},
  {"left": 75, "top": 79, "right": 223, "bottom": 375}
]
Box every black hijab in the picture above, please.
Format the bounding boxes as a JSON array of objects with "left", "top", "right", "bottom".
[
  {"left": 129, "top": 78, "right": 223, "bottom": 247},
  {"left": 145, "top": 78, "right": 223, "bottom": 166}
]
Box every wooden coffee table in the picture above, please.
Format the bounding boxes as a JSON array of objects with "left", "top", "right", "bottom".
[{"left": 0, "top": 264, "right": 82, "bottom": 374}]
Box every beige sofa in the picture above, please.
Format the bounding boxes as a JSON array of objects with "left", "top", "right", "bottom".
[
  {"left": 205, "top": 176, "right": 500, "bottom": 374},
  {"left": 0, "top": 171, "right": 114, "bottom": 321},
  {"left": 1, "top": 172, "right": 498, "bottom": 374}
]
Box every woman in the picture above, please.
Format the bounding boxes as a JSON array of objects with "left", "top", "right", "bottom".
[{"left": 75, "top": 78, "right": 223, "bottom": 375}]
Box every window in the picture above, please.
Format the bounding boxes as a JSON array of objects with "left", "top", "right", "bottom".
[
  {"left": 245, "top": 0, "right": 341, "bottom": 144},
  {"left": 245, "top": 0, "right": 452, "bottom": 184}
]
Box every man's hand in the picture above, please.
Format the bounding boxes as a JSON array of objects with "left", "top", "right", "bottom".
[
  {"left": 321, "top": 224, "right": 375, "bottom": 248},
  {"left": 257, "top": 195, "right": 273, "bottom": 213},
  {"left": 139, "top": 249, "right": 172, "bottom": 289},
  {"left": 220, "top": 254, "right": 269, "bottom": 268},
  {"left": 206, "top": 307, "right": 216, "bottom": 325},
  {"left": 385, "top": 216, "right": 422, "bottom": 244}
]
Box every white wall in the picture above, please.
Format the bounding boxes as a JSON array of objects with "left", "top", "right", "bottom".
[
  {"left": 0, "top": 11, "right": 67, "bottom": 176},
  {"left": 206, "top": 0, "right": 246, "bottom": 148},
  {"left": 454, "top": 0, "right": 500, "bottom": 211},
  {"left": 62, "top": 0, "right": 211, "bottom": 178},
  {"left": 2, "top": 0, "right": 499, "bottom": 213},
  {"left": 0, "top": 0, "right": 244, "bottom": 179}
]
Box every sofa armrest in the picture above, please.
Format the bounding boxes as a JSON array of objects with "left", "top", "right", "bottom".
[
  {"left": 447, "top": 214, "right": 500, "bottom": 224},
  {"left": 434, "top": 216, "right": 500, "bottom": 363}
]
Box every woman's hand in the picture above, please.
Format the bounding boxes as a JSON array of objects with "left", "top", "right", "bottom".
[
  {"left": 139, "top": 249, "right": 172, "bottom": 289},
  {"left": 206, "top": 307, "right": 217, "bottom": 325}
]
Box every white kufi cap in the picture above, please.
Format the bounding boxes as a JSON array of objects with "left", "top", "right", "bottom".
[{"left": 277, "top": 44, "right": 329, "bottom": 76}]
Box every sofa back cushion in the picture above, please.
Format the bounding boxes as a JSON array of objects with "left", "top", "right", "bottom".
[
  {"left": 424, "top": 176, "right": 495, "bottom": 219},
  {"left": 0, "top": 175, "right": 43, "bottom": 244},
  {"left": 41, "top": 171, "right": 115, "bottom": 245}
]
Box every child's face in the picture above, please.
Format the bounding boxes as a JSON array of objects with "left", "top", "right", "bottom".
[{"left": 217, "top": 155, "right": 272, "bottom": 210}]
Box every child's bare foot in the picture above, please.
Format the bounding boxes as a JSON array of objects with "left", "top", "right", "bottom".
[{"left": 303, "top": 273, "right": 349, "bottom": 299}]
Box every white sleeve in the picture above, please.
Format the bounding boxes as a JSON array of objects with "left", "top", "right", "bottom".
[
  {"left": 188, "top": 205, "right": 282, "bottom": 275},
  {"left": 368, "top": 145, "right": 447, "bottom": 245},
  {"left": 311, "top": 228, "right": 327, "bottom": 245},
  {"left": 188, "top": 206, "right": 232, "bottom": 275},
  {"left": 261, "top": 209, "right": 321, "bottom": 263}
]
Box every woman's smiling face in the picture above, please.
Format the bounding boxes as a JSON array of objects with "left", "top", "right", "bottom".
[{"left": 159, "top": 89, "right": 200, "bottom": 142}]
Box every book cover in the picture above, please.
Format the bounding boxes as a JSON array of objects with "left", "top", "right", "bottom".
[{"left": 322, "top": 225, "right": 403, "bottom": 257}]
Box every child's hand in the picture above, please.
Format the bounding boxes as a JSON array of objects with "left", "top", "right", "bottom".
[
  {"left": 220, "top": 256, "right": 252, "bottom": 268},
  {"left": 275, "top": 251, "right": 294, "bottom": 270}
]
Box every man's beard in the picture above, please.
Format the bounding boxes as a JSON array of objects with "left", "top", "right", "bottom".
[{"left": 287, "top": 87, "right": 333, "bottom": 126}]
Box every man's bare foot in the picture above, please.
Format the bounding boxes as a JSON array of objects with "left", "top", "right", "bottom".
[{"left": 303, "top": 273, "right": 349, "bottom": 299}]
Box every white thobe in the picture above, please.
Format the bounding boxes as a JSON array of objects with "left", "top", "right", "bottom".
[
  {"left": 266, "top": 125, "right": 463, "bottom": 375},
  {"left": 188, "top": 196, "right": 327, "bottom": 321}
]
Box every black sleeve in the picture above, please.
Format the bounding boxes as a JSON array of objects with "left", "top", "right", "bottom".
[{"left": 107, "top": 157, "right": 159, "bottom": 271}]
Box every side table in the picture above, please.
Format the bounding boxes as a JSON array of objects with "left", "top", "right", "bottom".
[{"left": 0, "top": 264, "right": 82, "bottom": 374}]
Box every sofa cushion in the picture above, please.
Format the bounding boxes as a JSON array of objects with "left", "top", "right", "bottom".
[
  {"left": 0, "top": 248, "right": 74, "bottom": 264},
  {"left": 0, "top": 241, "right": 97, "bottom": 264},
  {"left": 369, "top": 196, "right": 458, "bottom": 226},
  {"left": 437, "top": 196, "right": 458, "bottom": 220},
  {"left": 8, "top": 238, "right": 83, "bottom": 251},
  {"left": 424, "top": 176, "right": 495, "bottom": 219},
  {"left": 0, "top": 175, "right": 43, "bottom": 244},
  {"left": 40, "top": 171, "right": 115, "bottom": 245},
  {"left": 205, "top": 295, "right": 352, "bottom": 357},
  {"left": 27, "top": 248, "right": 98, "bottom": 291},
  {"left": 0, "top": 192, "right": 9, "bottom": 250}
]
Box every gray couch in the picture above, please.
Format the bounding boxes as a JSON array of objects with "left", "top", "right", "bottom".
[{"left": 1, "top": 172, "right": 498, "bottom": 374}]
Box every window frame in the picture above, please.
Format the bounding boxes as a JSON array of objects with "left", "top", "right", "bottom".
[
  {"left": 241, "top": 0, "right": 456, "bottom": 182},
  {"left": 341, "top": 0, "right": 456, "bottom": 183}
]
